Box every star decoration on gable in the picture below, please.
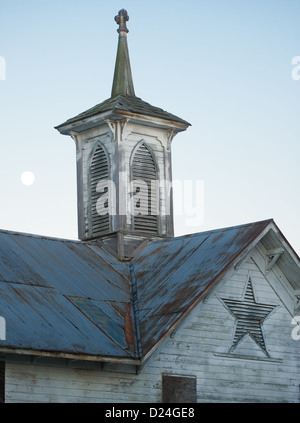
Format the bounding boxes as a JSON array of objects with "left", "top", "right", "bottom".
[{"left": 222, "top": 278, "right": 277, "bottom": 356}]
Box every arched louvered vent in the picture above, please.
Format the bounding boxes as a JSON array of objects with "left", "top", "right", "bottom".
[
  {"left": 132, "top": 142, "right": 158, "bottom": 234},
  {"left": 90, "top": 144, "right": 110, "bottom": 236}
]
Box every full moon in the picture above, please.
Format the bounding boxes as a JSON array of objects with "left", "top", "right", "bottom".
[{"left": 21, "top": 171, "right": 35, "bottom": 186}]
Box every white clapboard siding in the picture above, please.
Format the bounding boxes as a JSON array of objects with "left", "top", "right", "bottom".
[
  {"left": 5, "top": 244, "right": 300, "bottom": 403},
  {"left": 76, "top": 120, "right": 172, "bottom": 239}
]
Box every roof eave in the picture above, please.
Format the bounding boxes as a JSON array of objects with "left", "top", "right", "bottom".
[
  {"left": 0, "top": 346, "right": 142, "bottom": 366},
  {"left": 55, "top": 108, "right": 190, "bottom": 136},
  {"left": 266, "top": 220, "right": 300, "bottom": 268}
]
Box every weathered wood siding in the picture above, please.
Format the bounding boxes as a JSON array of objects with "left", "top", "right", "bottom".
[
  {"left": 4, "top": 244, "right": 300, "bottom": 403},
  {"left": 75, "top": 121, "right": 173, "bottom": 239}
]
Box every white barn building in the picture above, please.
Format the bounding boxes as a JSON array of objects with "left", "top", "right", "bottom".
[{"left": 0, "top": 9, "right": 299, "bottom": 403}]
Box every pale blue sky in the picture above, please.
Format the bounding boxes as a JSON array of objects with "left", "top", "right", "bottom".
[{"left": 0, "top": 0, "right": 300, "bottom": 254}]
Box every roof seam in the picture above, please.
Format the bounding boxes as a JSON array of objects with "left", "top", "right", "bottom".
[
  {"left": 0, "top": 280, "right": 54, "bottom": 289},
  {"left": 128, "top": 263, "right": 143, "bottom": 358},
  {"left": 65, "top": 295, "right": 136, "bottom": 358},
  {"left": 84, "top": 243, "right": 131, "bottom": 293}
]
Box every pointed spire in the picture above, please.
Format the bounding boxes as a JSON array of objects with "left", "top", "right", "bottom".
[{"left": 111, "top": 9, "right": 135, "bottom": 98}]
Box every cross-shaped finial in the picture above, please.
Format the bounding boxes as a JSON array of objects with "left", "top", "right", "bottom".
[{"left": 115, "top": 9, "right": 129, "bottom": 34}]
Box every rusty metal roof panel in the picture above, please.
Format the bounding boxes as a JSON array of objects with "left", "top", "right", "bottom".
[
  {"left": 0, "top": 220, "right": 275, "bottom": 361},
  {"left": 132, "top": 219, "right": 273, "bottom": 354},
  {"left": 0, "top": 231, "right": 130, "bottom": 299},
  {"left": 0, "top": 284, "right": 133, "bottom": 356},
  {"left": 0, "top": 230, "right": 135, "bottom": 358}
]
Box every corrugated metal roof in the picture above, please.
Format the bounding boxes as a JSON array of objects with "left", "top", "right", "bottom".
[
  {"left": 132, "top": 219, "right": 273, "bottom": 354},
  {"left": 0, "top": 230, "right": 135, "bottom": 359},
  {"left": 0, "top": 219, "right": 296, "bottom": 362}
]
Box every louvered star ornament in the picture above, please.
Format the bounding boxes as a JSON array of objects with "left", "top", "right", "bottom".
[{"left": 222, "top": 278, "right": 277, "bottom": 355}]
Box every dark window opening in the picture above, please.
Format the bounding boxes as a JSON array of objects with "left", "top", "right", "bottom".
[
  {"left": 0, "top": 362, "right": 5, "bottom": 404},
  {"left": 162, "top": 374, "right": 197, "bottom": 403}
]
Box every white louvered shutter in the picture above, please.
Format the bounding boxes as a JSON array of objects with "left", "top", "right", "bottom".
[
  {"left": 90, "top": 145, "right": 110, "bottom": 236},
  {"left": 132, "top": 143, "right": 158, "bottom": 234}
]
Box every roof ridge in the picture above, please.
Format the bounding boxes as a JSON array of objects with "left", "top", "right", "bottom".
[
  {"left": 0, "top": 227, "right": 80, "bottom": 243},
  {"left": 0, "top": 219, "right": 273, "bottom": 254},
  {"left": 143, "top": 219, "right": 274, "bottom": 246}
]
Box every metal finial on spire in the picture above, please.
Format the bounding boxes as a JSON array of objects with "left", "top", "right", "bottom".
[
  {"left": 111, "top": 9, "right": 135, "bottom": 97},
  {"left": 115, "top": 9, "right": 129, "bottom": 34}
]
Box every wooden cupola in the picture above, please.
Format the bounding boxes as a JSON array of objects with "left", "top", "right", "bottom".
[{"left": 55, "top": 9, "right": 190, "bottom": 259}]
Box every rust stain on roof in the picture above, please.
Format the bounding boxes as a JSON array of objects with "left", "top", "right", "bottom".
[{"left": 0, "top": 219, "right": 278, "bottom": 361}]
